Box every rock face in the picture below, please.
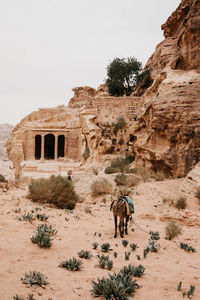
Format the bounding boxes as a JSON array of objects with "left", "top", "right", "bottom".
[
  {"left": 132, "top": 0, "right": 200, "bottom": 177},
  {"left": 0, "top": 124, "right": 14, "bottom": 161}
]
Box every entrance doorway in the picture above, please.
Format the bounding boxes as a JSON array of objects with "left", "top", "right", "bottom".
[
  {"left": 58, "top": 135, "right": 65, "bottom": 158},
  {"left": 44, "top": 134, "right": 55, "bottom": 159},
  {"left": 35, "top": 135, "right": 41, "bottom": 159}
]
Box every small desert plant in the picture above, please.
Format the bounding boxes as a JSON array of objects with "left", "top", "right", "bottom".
[
  {"left": 120, "top": 264, "right": 145, "bottom": 278},
  {"left": 122, "top": 240, "right": 129, "bottom": 247},
  {"left": 28, "top": 175, "right": 78, "bottom": 209},
  {"left": 97, "top": 254, "right": 113, "bottom": 270},
  {"left": 144, "top": 240, "right": 160, "bottom": 258},
  {"left": 149, "top": 231, "right": 160, "bottom": 241},
  {"left": 91, "top": 272, "right": 139, "bottom": 299},
  {"left": 78, "top": 250, "right": 92, "bottom": 259},
  {"left": 130, "top": 243, "right": 138, "bottom": 251},
  {"left": 114, "top": 173, "right": 127, "bottom": 186},
  {"left": 101, "top": 243, "right": 111, "bottom": 252},
  {"left": 136, "top": 255, "right": 140, "bottom": 260},
  {"left": 31, "top": 231, "right": 52, "bottom": 248},
  {"left": 91, "top": 178, "right": 113, "bottom": 197},
  {"left": 92, "top": 242, "right": 98, "bottom": 249},
  {"left": 0, "top": 174, "right": 7, "bottom": 182},
  {"left": 59, "top": 257, "right": 83, "bottom": 271},
  {"left": 162, "top": 197, "right": 174, "bottom": 206},
  {"left": 92, "top": 167, "right": 99, "bottom": 176},
  {"left": 175, "top": 196, "right": 187, "bottom": 210},
  {"left": 21, "top": 271, "right": 48, "bottom": 288},
  {"left": 180, "top": 243, "right": 196, "bottom": 253},
  {"left": 113, "top": 116, "right": 127, "bottom": 135},
  {"left": 84, "top": 206, "right": 92, "bottom": 214},
  {"left": 114, "top": 251, "right": 118, "bottom": 258},
  {"left": 177, "top": 281, "right": 195, "bottom": 299},
  {"left": 195, "top": 187, "right": 200, "bottom": 201},
  {"left": 125, "top": 251, "right": 131, "bottom": 260},
  {"left": 36, "top": 214, "right": 48, "bottom": 221},
  {"left": 165, "top": 221, "right": 182, "bottom": 240},
  {"left": 18, "top": 213, "right": 34, "bottom": 223},
  {"left": 13, "top": 296, "right": 25, "bottom": 300},
  {"left": 37, "top": 224, "right": 57, "bottom": 236}
]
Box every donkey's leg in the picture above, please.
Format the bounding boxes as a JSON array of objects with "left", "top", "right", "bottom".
[
  {"left": 125, "top": 216, "right": 129, "bottom": 235},
  {"left": 114, "top": 215, "right": 117, "bottom": 238},
  {"left": 119, "top": 216, "right": 124, "bottom": 238}
]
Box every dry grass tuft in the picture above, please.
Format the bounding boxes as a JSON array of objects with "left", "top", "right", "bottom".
[
  {"left": 165, "top": 221, "right": 182, "bottom": 240},
  {"left": 91, "top": 178, "right": 113, "bottom": 197}
]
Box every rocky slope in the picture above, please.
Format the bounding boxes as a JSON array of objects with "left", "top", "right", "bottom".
[
  {"left": 0, "top": 123, "right": 14, "bottom": 179},
  {"left": 132, "top": 0, "right": 200, "bottom": 177}
]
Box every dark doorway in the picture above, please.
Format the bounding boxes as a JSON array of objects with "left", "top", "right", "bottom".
[
  {"left": 44, "top": 134, "right": 55, "bottom": 159},
  {"left": 35, "top": 135, "right": 41, "bottom": 159},
  {"left": 58, "top": 135, "right": 65, "bottom": 158}
]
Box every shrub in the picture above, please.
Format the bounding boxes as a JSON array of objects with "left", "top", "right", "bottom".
[
  {"left": 104, "top": 166, "right": 120, "bottom": 174},
  {"left": 91, "top": 178, "right": 113, "bottom": 197},
  {"left": 175, "top": 196, "right": 187, "bottom": 210},
  {"left": 130, "top": 243, "right": 138, "bottom": 251},
  {"left": 28, "top": 175, "right": 78, "bottom": 209},
  {"left": 21, "top": 271, "right": 48, "bottom": 288},
  {"left": 114, "top": 173, "right": 127, "bottom": 186},
  {"left": 131, "top": 167, "right": 149, "bottom": 181},
  {"left": 165, "top": 221, "right": 182, "bottom": 240},
  {"left": 92, "top": 167, "right": 99, "bottom": 176},
  {"left": 101, "top": 243, "right": 111, "bottom": 252},
  {"left": 195, "top": 187, "right": 200, "bottom": 201},
  {"left": 78, "top": 250, "right": 92, "bottom": 259},
  {"left": 114, "top": 251, "right": 118, "bottom": 258},
  {"left": 31, "top": 231, "right": 52, "bottom": 248},
  {"left": 59, "top": 257, "right": 83, "bottom": 271},
  {"left": 111, "top": 156, "right": 128, "bottom": 172},
  {"left": 113, "top": 116, "right": 127, "bottom": 135},
  {"left": 152, "top": 171, "right": 169, "bottom": 181},
  {"left": 122, "top": 240, "right": 129, "bottom": 247},
  {"left": 92, "top": 242, "right": 98, "bottom": 250},
  {"left": 120, "top": 264, "right": 145, "bottom": 278},
  {"left": 0, "top": 174, "right": 7, "bottom": 183},
  {"left": 97, "top": 254, "right": 113, "bottom": 270},
  {"left": 180, "top": 243, "right": 196, "bottom": 253},
  {"left": 144, "top": 240, "right": 160, "bottom": 258},
  {"left": 126, "top": 175, "right": 141, "bottom": 187},
  {"left": 91, "top": 272, "right": 139, "bottom": 299}
]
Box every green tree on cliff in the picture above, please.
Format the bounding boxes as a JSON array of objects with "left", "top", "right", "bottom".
[{"left": 105, "top": 56, "right": 148, "bottom": 96}]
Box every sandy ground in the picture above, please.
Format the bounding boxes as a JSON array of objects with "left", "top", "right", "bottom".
[{"left": 0, "top": 168, "right": 200, "bottom": 300}]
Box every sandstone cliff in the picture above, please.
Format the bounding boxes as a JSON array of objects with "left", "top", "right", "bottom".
[{"left": 132, "top": 0, "right": 200, "bottom": 177}]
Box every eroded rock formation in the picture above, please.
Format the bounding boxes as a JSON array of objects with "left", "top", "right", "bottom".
[{"left": 132, "top": 0, "right": 200, "bottom": 177}]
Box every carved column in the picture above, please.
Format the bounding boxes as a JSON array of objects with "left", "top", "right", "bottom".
[
  {"left": 41, "top": 134, "right": 45, "bottom": 161},
  {"left": 55, "top": 134, "right": 58, "bottom": 160}
]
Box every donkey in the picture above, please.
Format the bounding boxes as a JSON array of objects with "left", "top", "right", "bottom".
[{"left": 110, "top": 197, "right": 131, "bottom": 238}]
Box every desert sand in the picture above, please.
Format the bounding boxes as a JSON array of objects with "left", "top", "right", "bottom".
[{"left": 0, "top": 166, "right": 200, "bottom": 300}]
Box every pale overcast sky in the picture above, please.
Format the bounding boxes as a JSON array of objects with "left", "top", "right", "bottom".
[{"left": 0, "top": 0, "right": 180, "bottom": 125}]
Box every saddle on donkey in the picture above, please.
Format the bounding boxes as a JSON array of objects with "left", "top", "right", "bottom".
[{"left": 119, "top": 196, "right": 135, "bottom": 216}]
